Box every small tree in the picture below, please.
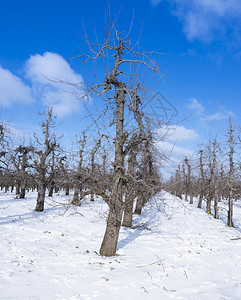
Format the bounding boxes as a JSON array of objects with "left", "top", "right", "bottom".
[
  {"left": 197, "top": 150, "right": 205, "bottom": 208},
  {"left": 33, "top": 108, "right": 61, "bottom": 212},
  {"left": 227, "top": 118, "right": 234, "bottom": 227},
  {"left": 71, "top": 132, "right": 86, "bottom": 206},
  {"left": 16, "top": 145, "right": 32, "bottom": 198},
  {"left": 184, "top": 157, "right": 193, "bottom": 204}
]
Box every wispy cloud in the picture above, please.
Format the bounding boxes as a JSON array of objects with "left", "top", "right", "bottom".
[
  {"left": 151, "top": 0, "right": 241, "bottom": 42},
  {"left": 187, "top": 98, "right": 204, "bottom": 115},
  {"left": 0, "top": 66, "right": 34, "bottom": 107},
  {"left": 187, "top": 98, "right": 234, "bottom": 122},
  {"left": 200, "top": 110, "right": 234, "bottom": 122},
  {"left": 25, "top": 52, "right": 84, "bottom": 117},
  {"left": 150, "top": 0, "right": 163, "bottom": 6}
]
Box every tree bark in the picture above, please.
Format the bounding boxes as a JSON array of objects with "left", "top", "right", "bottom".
[
  {"left": 48, "top": 181, "right": 55, "bottom": 197},
  {"left": 99, "top": 83, "right": 125, "bottom": 256},
  {"left": 134, "top": 194, "right": 145, "bottom": 215},
  {"left": 35, "top": 184, "right": 46, "bottom": 212},
  {"left": 72, "top": 187, "right": 81, "bottom": 206},
  {"left": 99, "top": 204, "right": 124, "bottom": 256}
]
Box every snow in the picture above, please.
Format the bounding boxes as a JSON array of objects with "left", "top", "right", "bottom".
[{"left": 1, "top": 190, "right": 241, "bottom": 299}]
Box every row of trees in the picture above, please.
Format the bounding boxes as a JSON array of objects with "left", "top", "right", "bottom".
[{"left": 166, "top": 118, "right": 239, "bottom": 228}]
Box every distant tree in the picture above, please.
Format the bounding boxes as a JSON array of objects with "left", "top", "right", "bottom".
[
  {"left": 197, "top": 150, "right": 205, "bottom": 208},
  {"left": 14, "top": 145, "right": 33, "bottom": 198},
  {"left": 71, "top": 132, "right": 86, "bottom": 206},
  {"left": 227, "top": 118, "right": 234, "bottom": 227},
  {"left": 32, "top": 108, "right": 61, "bottom": 212},
  {"left": 184, "top": 157, "right": 193, "bottom": 204}
]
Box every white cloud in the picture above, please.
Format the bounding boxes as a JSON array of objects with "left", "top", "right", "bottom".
[
  {"left": 158, "top": 140, "right": 194, "bottom": 157},
  {"left": 160, "top": 125, "right": 199, "bottom": 142},
  {"left": 187, "top": 98, "right": 204, "bottom": 114},
  {"left": 151, "top": 0, "right": 241, "bottom": 42},
  {"left": 187, "top": 98, "right": 234, "bottom": 122},
  {"left": 169, "top": 125, "right": 199, "bottom": 142},
  {"left": 200, "top": 110, "right": 234, "bottom": 121},
  {"left": 0, "top": 66, "right": 33, "bottom": 107},
  {"left": 25, "top": 52, "right": 84, "bottom": 117}
]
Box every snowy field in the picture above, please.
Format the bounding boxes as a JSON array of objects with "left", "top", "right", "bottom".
[{"left": 1, "top": 190, "right": 241, "bottom": 300}]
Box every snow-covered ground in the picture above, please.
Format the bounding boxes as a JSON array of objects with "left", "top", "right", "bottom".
[{"left": 1, "top": 190, "right": 241, "bottom": 300}]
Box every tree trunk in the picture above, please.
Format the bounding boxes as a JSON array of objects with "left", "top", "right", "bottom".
[
  {"left": 122, "top": 197, "right": 134, "bottom": 228},
  {"left": 48, "top": 181, "right": 55, "bottom": 197},
  {"left": 19, "top": 183, "right": 26, "bottom": 199},
  {"left": 214, "top": 192, "right": 219, "bottom": 219},
  {"left": 134, "top": 194, "right": 144, "bottom": 215},
  {"left": 206, "top": 198, "right": 211, "bottom": 215},
  {"left": 227, "top": 196, "right": 234, "bottom": 227},
  {"left": 65, "top": 185, "right": 70, "bottom": 196},
  {"left": 71, "top": 187, "right": 81, "bottom": 206},
  {"left": 198, "top": 193, "right": 203, "bottom": 208},
  {"left": 190, "top": 193, "right": 193, "bottom": 204},
  {"left": 15, "top": 182, "right": 20, "bottom": 195},
  {"left": 35, "top": 184, "right": 46, "bottom": 212},
  {"left": 198, "top": 150, "right": 205, "bottom": 209},
  {"left": 99, "top": 83, "right": 125, "bottom": 256},
  {"left": 99, "top": 204, "right": 124, "bottom": 257}
]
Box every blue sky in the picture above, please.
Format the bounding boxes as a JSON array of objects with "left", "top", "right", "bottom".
[{"left": 0, "top": 0, "right": 241, "bottom": 170}]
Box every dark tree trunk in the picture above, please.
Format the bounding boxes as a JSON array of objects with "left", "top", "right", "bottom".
[
  {"left": 214, "top": 193, "right": 219, "bottom": 219},
  {"left": 71, "top": 187, "right": 81, "bottom": 206},
  {"left": 19, "top": 185, "right": 26, "bottom": 199},
  {"left": 198, "top": 193, "right": 203, "bottom": 208},
  {"left": 35, "top": 185, "right": 46, "bottom": 212},
  {"left": 48, "top": 181, "right": 55, "bottom": 197},
  {"left": 122, "top": 197, "right": 134, "bottom": 228},
  {"left": 206, "top": 197, "right": 211, "bottom": 215},
  {"left": 227, "top": 119, "right": 234, "bottom": 227},
  {"left": 65, "top": 185, "right": 70, "bottom": 196},
  {"left": 190, "top": 193, "right": 193, "bottom": 204},
  {"left": 15, "top": 183, "right": 20, "bottom": 195},
  {"left": 198, "top": 150, "right": 205, "bottom": 209},
  {"left": 99, "top": 83, "right": 125, "bottom": 257},
  {"left": 99, "top": 204, "right": 124, "bottom": 257},
  {"left": 134, "top": 194, "right": 144, "bottom": 215},
  {"left": 227, "top": 196, "right": 234, "bottom": 227}
]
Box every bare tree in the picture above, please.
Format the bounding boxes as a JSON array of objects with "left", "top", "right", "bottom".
[
  {"left": 184, "top": 157, "right": 193, "bottom": 204},
  {"left": 69, "top": 18, "right": 164, "bottom": 256},
  {"left": 15, "top": 145, "right": 32, "bottom": 198},
  {"left": 227, "top": 118, "right": 234, "bottom": 227},
  {"left": 33, "top": 108, "right": 61, "bottom": 212},
  {"left": 212, "top": 139, "right": 219, "bottom": 219},
  {"left": 197, "top": 150, "right": 205, "bottom": 208},
  {"left": 90, "top": 138, "right": 101, "bottom": 202},
  {"left": 71, "top": 132, "right": 86, "bottom": 206}
]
